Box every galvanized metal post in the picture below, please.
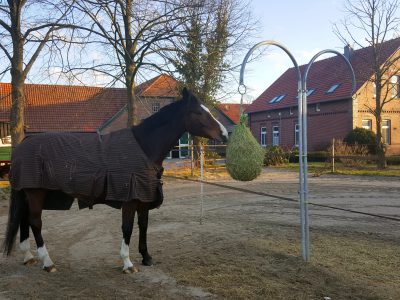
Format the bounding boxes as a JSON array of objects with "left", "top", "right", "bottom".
[{"left": 239, "top": 42, "right": 356, "bottom": 262}]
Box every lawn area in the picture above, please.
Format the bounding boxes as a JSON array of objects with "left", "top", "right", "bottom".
[
  {"left": 275, "top": 162, "right": 400, "bottom": 177},
  {"left": 0, "top": 147, "right": 11, "bottom": 161}
]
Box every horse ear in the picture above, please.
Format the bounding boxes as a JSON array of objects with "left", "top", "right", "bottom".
[{"left": 182, "top": 87, "right": 189, "bottom": 99}]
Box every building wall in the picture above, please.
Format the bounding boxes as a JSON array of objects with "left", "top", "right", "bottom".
[
  {"left": 249, "top": 99, "right": 353, "bottom": 151},
  {"left": 100, "top": 97, "right": 175, "bottom": 134},
  {"left": 354, "top": 70, "right": 400, "bottom": 155}
]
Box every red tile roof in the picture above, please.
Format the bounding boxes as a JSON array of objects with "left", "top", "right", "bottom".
[
  {"left": 217, "top": 103, "right": 249, "bottom": 124},
  {"left": 0, "top": 74, "right": 178, "bottom": 133},
  {"left": 246, "top": 37, "right": 400, "bottom": 114}
]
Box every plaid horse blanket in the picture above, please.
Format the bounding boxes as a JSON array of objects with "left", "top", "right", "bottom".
[{"left": 10, "top": 128, "right": 163, "bottom": 210}]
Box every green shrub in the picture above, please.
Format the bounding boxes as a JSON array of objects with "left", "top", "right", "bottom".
[
  {"left": 264, "top": 145, "right": 289, "bottom": 166},
  {"left": 344, "top": 127, "right": 376, "bottom": 154}
]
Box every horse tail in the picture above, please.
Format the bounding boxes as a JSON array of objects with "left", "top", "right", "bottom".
[{"left": 3, "top": 189, "right": 26, "bottom": 256}]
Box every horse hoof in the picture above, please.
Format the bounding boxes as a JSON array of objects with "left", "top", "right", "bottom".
[
  {"left": 142, "top": 258, "right": 153, "bottom": 266},
  {"left": 43, "top": 265, "right": 57, "bottom": 273},
  {"left": 23, "top": 258, "right": 38, "bottom": 266},
  {"left": 122, "top": 266, "right": 139, "bottom": 274}
]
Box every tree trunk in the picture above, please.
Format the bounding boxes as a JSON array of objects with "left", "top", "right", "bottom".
[
  {"left": 126, "top": 67, "right": 137, "bottom": 126},
  {"left": 10, "top": 72, "right": 26, "bottom": 148},
  {"left": 375, "top": 116, "right": 387, "bottom": 169},
  {"left": 10, "top": 7, "right": 26, "bottom": 148}
]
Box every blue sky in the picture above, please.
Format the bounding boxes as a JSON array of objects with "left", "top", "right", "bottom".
[{"left": 238, "top": 0, "right": 353, "bottom": 103}]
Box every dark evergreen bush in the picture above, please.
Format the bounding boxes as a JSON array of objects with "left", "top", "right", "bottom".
[{"left": 343, "top": 127, "right": 376, "bottom": 154}]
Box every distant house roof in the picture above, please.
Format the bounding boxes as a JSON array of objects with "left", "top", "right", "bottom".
[
  {"left": 0, "top": 74, "right": 178, "bottom": 133},
  {"left": 246, "top": 37, "right": 400, "bottom": 114},
  {"left": 217, "top": 103, "right": 249, "bottom": 124}
]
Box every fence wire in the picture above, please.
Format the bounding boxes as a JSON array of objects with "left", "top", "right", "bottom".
[{"left": 164, "top": 175, "right": 400, "bottom": 223}]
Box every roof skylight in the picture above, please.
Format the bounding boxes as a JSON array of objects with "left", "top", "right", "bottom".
[
  {"left": 269, "top": 94, "right": 286, "bottom": 104},
  {"left": 326, "top": 84, "right": 340, "bottom": 94},
  {"left": 306, "top": 89, "right": 315, "bottom": 96}
]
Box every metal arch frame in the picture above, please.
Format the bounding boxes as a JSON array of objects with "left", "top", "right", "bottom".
[{"left": 239, "top": 42, "right": 356, "bottom": 262}]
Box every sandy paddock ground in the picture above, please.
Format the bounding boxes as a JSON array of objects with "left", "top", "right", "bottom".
[{"left": 0, "top": 168, "right": 399, "bottom": 299}]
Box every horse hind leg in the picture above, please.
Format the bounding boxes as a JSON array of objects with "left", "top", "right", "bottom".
[
  {"left": 138, "top": 205, "right": 153, "bottom": 266},
  {"left": 120, "top": 202, "right": 139, "bottom": 274},
  {"left": 19, "top": 203, "right": 36, "bottom": 265},
  {"left": 25, "top": 189, "right": 57, "bottom": 272}
]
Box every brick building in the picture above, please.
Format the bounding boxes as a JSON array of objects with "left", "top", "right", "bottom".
[
  {"left": 246, "top": 37, "right": 400, "bottom": 155},
  {"left": 0, "top": 74, "right": 235, "bottom": 158}
]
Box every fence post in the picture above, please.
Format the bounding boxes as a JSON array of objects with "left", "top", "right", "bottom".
[
  {"left": 190, "top": 140, "right": 194, "bottom": 177},
  {"left": 332, "top": 138, "right": 335, "bottom": 173},
  {"left": 200, "top": 145, "right": 204, "bottom": 225}
]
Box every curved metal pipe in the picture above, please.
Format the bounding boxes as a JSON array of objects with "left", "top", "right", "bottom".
[
  {"left": 303, "top": 49, "right": 356, "bottom": 95},
  {"left": 239, "top": 40, "right": 302, "bottom": 89}
]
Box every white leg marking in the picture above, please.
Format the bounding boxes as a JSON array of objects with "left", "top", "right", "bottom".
[
  {"left": 37, "top": 245, "right": 54, "bottom": 268},
  {"left": 20, "top": 239, "right": 34, "bottom": 263},
  {"left": 120, "top": 240, "right": 134, "bottom": 270},
  {"left": 200, "top": 104, "right": 229, "bottom": 140}
]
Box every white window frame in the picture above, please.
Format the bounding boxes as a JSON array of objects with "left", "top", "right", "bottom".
[
  {"left": 260, "top": 127, "right": 267, "bottom": 147},
  {"left": 315, "top": 103, "right": 320, "bottom": 112},
  {"left": 294, "top": 124, "right": 299, "bottom": 147},
  {"left": 362, "top": 119, "right": 372, "bottom": 130},
  {"left": 382, "top": 119, "right": 391, "bottom": 145},
  {"left": 272, "top": 125, "right": 279, "bottom": 146},
  {"left": 391, "top": 75, "right": 400, "bottom": 98},
  {"left": 289, "top": 107, "right": 293, "bottom": 115}
]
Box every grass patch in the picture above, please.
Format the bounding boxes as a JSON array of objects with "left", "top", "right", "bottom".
[
  {"left": 164, "top": 166, "right": 230, "bottom": 180},
  {"left": 0, "top": 147, "right": 11, "bottom": 161},
  {"left": 165, "top": 227, "right": 400, "bottom": 300},
  {"left": 275, "top": 162, "right": 400, "bottom": 177}
]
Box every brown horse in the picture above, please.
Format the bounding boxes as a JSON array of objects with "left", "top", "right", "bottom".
[{"left": 3, "top": 88, "right": 228, "bottom": 273}]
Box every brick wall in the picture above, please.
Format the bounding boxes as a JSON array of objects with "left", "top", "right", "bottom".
[{"left": 249, "top": 99, "right": 353, "bottom": 151}]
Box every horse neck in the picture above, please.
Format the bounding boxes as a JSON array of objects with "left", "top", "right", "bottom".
[{"left": 132, "top": 117, "right": 186, "bottom": 166}]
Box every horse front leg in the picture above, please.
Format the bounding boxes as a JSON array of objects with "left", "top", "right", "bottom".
[
  {"left": 25, "top": 189, "right": 57, "bottom": 272},
  {"left": 138, "top": 205, "right": 153, "bottom": 266},
  {"left": 121, "top": 201, "right": 139, "bottom": 274}
]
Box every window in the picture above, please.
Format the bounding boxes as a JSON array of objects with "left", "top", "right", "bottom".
[
  {"left": 269, "top": 94, "right": 286, "bottom": 104},
  {"left": 373, "top": 82, "right": 376, "bottom": 98},
  {"left": 294, "top": 124, "right": 299, "bottom": 147},
  {"left": 315, "top": 103, "right": 320, "bottom": 112},
  {"left": 269, "top": 96, "right": 279, "bottom": 103},
  {"left": 289, "top": 107, "right": 293, "bottom": 115},
  {"left": 362, "top": 119, "right": 372, "bottom": 130},
  {"left": 260, "top": 127, "right": 267, "bottom": 147},
  {"left": 272, "top": 125, "right": 279, "bottom": 146},
  {"left": 306, "top": 89, "right": 315, "bottom": 97},
  {"left": 152, "top": 102, "right": 160, "bottom": 113},
  {"left": 391, "top": 75, "right": 400, "bottom": 98},
  {"left": 382, "top": 120, "right": 391, "bottom": 145},
  {"left": 326, "top": 84, "right": 340, "bottom": 94}
]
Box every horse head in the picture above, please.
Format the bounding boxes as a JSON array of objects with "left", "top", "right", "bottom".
[{"left": 182, "top": 88, "right": 228, "bottom": 143}]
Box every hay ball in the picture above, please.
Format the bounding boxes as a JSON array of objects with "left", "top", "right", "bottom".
[{"left": 225, "top": 121, "right": 265, "bottom": 181}]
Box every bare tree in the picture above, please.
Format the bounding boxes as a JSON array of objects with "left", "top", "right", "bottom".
[
  {"left": 0, "top": 0, "right": 77, "bottom": 146},
  {"left": 172, "top": 0, "right": 256, "bottom": 107},
  {"left": 61, "top": 0, "right": 191, "bottom": 126},
  {"left": 334, "top": 0, "right": 400, "bottom": 168}
]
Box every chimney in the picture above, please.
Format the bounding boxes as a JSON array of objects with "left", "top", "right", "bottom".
[{"left": 344, "top": 44, "right": 354, "bottom": 60}]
